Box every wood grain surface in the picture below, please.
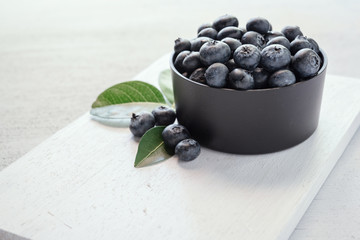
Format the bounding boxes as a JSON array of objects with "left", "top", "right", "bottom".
[{"left": 0, "top": 55, "right": 359, "bottom": 240}]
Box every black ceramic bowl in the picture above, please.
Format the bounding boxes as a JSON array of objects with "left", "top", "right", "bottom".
[{"left": 170, "top": 50, "right": 328, "bottom": 154}]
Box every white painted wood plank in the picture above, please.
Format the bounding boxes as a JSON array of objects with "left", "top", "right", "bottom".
[{"left": 0, "top": 54, "right": 360, "bottom": 240}]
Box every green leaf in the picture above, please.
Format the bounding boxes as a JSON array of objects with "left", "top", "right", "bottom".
[
  {"left": 158, "top": 69, "right": 174, "bottom": 105},
  {"left": 134, "top": 126, "right": 173, "bottom": 168},
  {"left": 92, "top": 81, "right": 166, "bottom": 108}
]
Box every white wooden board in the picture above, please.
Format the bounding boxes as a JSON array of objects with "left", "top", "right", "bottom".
[{"left": 1, "top": 54, "right": 360, "bottom": 240}]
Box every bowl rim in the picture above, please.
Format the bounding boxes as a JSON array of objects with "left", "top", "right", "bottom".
[{"left": 169, "top": 48, "right": 328, "bottom": 93}]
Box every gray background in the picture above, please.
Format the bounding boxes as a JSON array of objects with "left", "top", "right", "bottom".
[{"left": 1, "top": 0, "right": 360, "bottom": 239}]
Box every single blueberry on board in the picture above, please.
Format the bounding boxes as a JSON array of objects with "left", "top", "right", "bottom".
[
  {"left": 162, "top": 124, "right": 191, "bottom": 150},
  {"left": 129, "top": 113, "right": 155, "bottom": 137},
  {"left": 175, "top": 139, "right": 201, "bottom": 161},
  {"left": 152, "top": 106, "right": 176, "bottom": 126}
]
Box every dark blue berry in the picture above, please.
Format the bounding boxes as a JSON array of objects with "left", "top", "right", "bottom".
[
  {"left": 246, "top": 17, "right": 271, "bottom": 34},
  {"left": 199, "top": 40, "right": 231, "bottom": 66},
  {"left": 151, "top": 106, "right": 176, "bottom": 126},
  {"left": 129, "top": 113, "right": 155, "bottom": 137},
  {"left": 307, "top": 37, "right": 320, "bottom": 54},
  {"left": 212, "top": 14, "right": 239, "bottom": 31},
  {"left": 174, "top": 38, "right": 191, "bottom": 54},
  {"left": 189, "top": 67, "right": 206, "bottom": 84},
  {"left": 233, "top": 44, "right": 261, "bottom": 71},
  {"left": 175, "top": 139, "right": 201, "bottom": 161},
  {"left": 197, "top": 23, "right": 212, "bottom": 33},
  {"left": 266, "top": 36, "right": 291, "bottom": 50},
  {"left": 190, "top": 37, "right": 212, "bottom": 51},
  {"left": 205, "top": 63, "right": 229, "bottom": 88},
  {"left": 182, "top": 51, "right": 202, "bottom": 73},
  {"left": 228, "top": 68, "right": 254, "bottom": 90},
  {"left": 198, "top": 27, "right": 218, "bottom": 39},
  {"left": 260, "top": 44, "right": 291, "bottom": 72},
  {"left": 252, "top": 68, "right": 269, "bottom": 89},
  {"left": 217, "top": 26, "right": 243, "bottom": 40},
  {"left": 162, "top": 124, "right": 191, "bottom": 150},
  {"left": 174, "top": 50, "right": 190, "bottom": 73},
  {"left": 225, "top": 59, "right": 237, "bottom": 72},
  {"left": 241, "top": 31, "right": 266, "bottom": 49},
  {"left": 292, "top": 48, "right": 321, "bottom": 79},
  {"left": 221, "top": 37, "right": 242, "bottom": 55},
  {"left": 264, "top": 31, "right": 285, "bottom": 42},
  {"left": 281, "top": 26, "right": 303, "bottom": 42},
  {"left": 268, "top": 69, "right": 296, "bottom": 87},
  {"left": 290, "top": 35, "right": 312, "bottom": 55}
]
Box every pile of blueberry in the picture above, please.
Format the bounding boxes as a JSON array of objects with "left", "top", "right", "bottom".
[
  {"left": 173, "top": 15, "right": 322, "bottom": 89},
  {"left": 130, "top": 106, "right": 201, "bottom": 161}
]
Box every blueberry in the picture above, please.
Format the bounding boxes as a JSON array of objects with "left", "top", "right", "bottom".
[
  {"left": 162, "top": 124, "right": 191, "bottom": 150},
  {"left": 190, "top": 37, "right": 212, "bottom": 51},
  {"left": 228, "top": 68, "right": 254, "bottom": 90},
  {"left": 246, "top": 17, "right": 271, "bottom": 34},
  {"left": 197, "top": 23, "right": 212, "bottom": 33},
  {"left": 151, "top": 106, "right": 176, "bottom": 126},
  {"left": 307, "top": 37, "right": 320, "bottom": 54},
  {"left": 205, "top": 63, "right": 229, "bottom": 88},
  {"left": 233, "top": 44, "right": 261, "bottom": 71},
  {"left": 129, "top": 113, "right": 155, "bottom": 137},
  {"left": 182, "top": 51, "right": 202, "bottom": 73},
  {"left": 174, "top": 50, "right": 190, "bottom": 73},
  {"left": 189, "top": 67, "right": 206, "bottom": 84},
  {"left": 252, "top": 68, "right": 269, "bottom": 89},
  {"left": 241, "top": 31, "right": 266, "bottom": 49},
  {"left": 199, "top": 40, "right": 231, "bottom": 66},
  {"left": 290, "top": 35, "right": 312, "bottom": 55},
  {"left": 225, "top": 59, "right": 237, "bottom": 72},
  {"left": 221, "top": 37, "right": 242, "bottom": 55},
  {"left": 266, "top": 36, "right": 291, "bottom": 50},
  {"left": 198, "top": 27, "right": 218, "bottom": 39},
  {"left": 260, "top": 44, "right": 291, "bottom": 72},
  {"left": 264, "top": 31, "right": 285, "bottom": 42},
  {"left": 175, "top": 139, "right": 201, "bottom": 161},
  {"left": 268, "top": 69, "right": 296, "bottom": 87},
  {"left": 292, "top": 48, "right": 321, "bottom": 79},
  {"left": 217, "top": 26, "right": 243, "bottom": 40},
  {"left": 212, "top": 14, "right": 239, "bottom": 31},
  {"left": 281, "top": 26, "right": 303, "bottom": 42},
  {"left": 174, "top": 38, "right": 191, "bottom": 54}
]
